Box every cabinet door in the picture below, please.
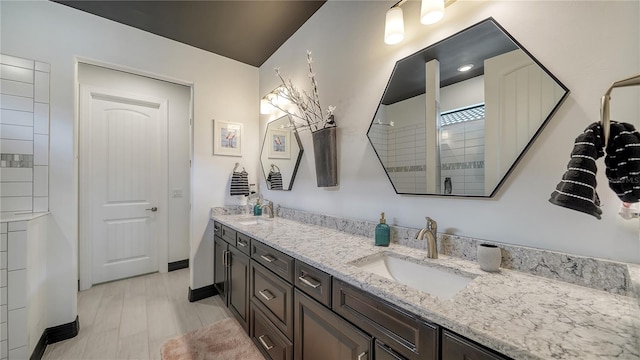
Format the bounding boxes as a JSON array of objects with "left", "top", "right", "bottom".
[
  {"left": 213, "top": 235, "right": 228, "bottom": 303},
  {"left": 294, "top": 289, "right": 372, "bottom": 360},
  {"left": 442, "top": 330, "right": 510, "bottom": 360},
  {"left": 228, "top": 245, "right": 250, "bottom": 333}
]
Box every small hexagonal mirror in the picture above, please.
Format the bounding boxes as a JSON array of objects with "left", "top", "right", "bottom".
[
  {"left": 367, "top": 18, "right": 569, "bottom": 197},
  {"left": 260, "top": 115, "right": 304, "bottom": 190}
]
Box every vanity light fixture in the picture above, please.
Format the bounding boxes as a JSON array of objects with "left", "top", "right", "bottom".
[
  {"left": 261, "top": 87, "right": 292, "bottom": 116},
  {"left": 457, "top": 64, "right": 474, "bottom": 72},
  {"left": 384, "top": 0, "right": 450, "bottom": 45}
]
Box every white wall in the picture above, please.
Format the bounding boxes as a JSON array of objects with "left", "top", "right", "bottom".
[
  {"left": 259, "top": 1, "right": 640, "bottom": 263},
  {"left": 1, "top": 0, "right": 259, "bottom": 328}
]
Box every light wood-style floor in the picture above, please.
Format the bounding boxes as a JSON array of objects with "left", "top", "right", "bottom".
[{"left": 42, "top": 268, "right": 231, "bottom": 360}]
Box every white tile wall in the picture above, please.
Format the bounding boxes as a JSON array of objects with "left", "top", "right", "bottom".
[
  {"left": 1, "top": 54, "right": 50, "bottom": 216},
  {"left": 33, "top": 134, "right": 48, "bottom": 165},
  {"left": 33, "top": 103, "right": 48, "bottom": 135},
  {"left": 6, "top": 231, "right": 25, "bottom": 271},
  {"left": 34, "top": 62, "right": 49, "bottom": 73},
  {"left": 0, "top": 198, "right": 31, "bottom": 214},
  {"left": 0, "top": 110, "right": 32, "bottom": 127},
  {"left": 0, "top": 139, "right": 32, "bottom": 155},
  {"left": 0, "top": 80, "right": 33, "bottom": 99},
  {"left": 0, "top": 219, "right": 5, "bottom": 360},
  {"left": 0, "top": 125, "right": 33, "bottom": 141},
  {"left": 7, "top": 222, "right": 25, "bottom": 232},
  {"left": 0, "top": 183, "right": 31, "bottom": 198},
  {"left": 32, "top": 166, "right": 47, "bottom": 197},
  {"left": 7, "top": 307, "right": 26, "bottom": 348},
  {"left": 32, "top": 197, "right": 48, "bottom": 213},
  {"left": 34, "top": 72, "right": 49, "bottom": 104},
  {"left": 0, "top": 65, "right": 33, "bottom": 84},
  {"left": 0, "top": 95, "right": 33, "bottom": 113},
  {"left": 7, "top": 270, "right": 25, "bottom": 311},
  {"left": 0, "top": 56, "right": 33, "bottom": 70},
  {"left": 7, "top": 346, "right": 26, "bottom": 359}
]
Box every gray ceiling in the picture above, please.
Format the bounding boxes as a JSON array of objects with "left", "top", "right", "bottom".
[{"left": 53, "top": 0, "right": 326, "bottom": 67}]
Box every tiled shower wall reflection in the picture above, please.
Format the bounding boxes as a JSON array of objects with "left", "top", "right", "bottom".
[
  {"left": 369, "top": 122, "right": 427, "bottom": 193},
  {"left": 0, "top": 54, "right": 50, "bottom": 216},
  {"left": 439, "top": 119, "right": 485, "bottom": 195}
]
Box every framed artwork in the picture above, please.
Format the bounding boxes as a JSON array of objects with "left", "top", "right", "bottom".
[
  {"left": 213, "top": 120, "right": 242, "bottom": 157},
  {"left": 267, "top": 128, "right": 290, "bottom": 159}
]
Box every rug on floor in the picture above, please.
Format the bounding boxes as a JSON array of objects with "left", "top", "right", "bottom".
[{"left": 160, "top": 318, "right": 264, "bottom": 360}]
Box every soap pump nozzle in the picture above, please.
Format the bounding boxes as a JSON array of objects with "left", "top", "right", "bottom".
[{"left": 380, "top": 212, "right": 386, "bottom": 224}]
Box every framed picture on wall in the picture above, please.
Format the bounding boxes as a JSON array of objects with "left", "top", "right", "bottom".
[
  {"left": 267, "top": 128, "right": 290, "bottom": 159},
  {"left": 213, "top": 120, "right": 242, "bottom": 157}
]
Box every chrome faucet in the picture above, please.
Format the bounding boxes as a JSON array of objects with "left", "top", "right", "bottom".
[
  {"left": 260, "top": 200, "right": 275, "bottom": 218},
  {"left": 415, "top": 217, "right": 438, "bottom": 259}
]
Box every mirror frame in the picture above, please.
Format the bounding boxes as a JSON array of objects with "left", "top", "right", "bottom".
[
  {"left": 260, "top": 116, "right": 304, "bottom": 191},
  {"left": 367, "top": 17, "right": 570, "bottom": 197}
]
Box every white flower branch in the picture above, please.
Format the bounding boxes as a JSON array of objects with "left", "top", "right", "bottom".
[{"left": 267, "top": 51, "right": 336, "bottom": 133}]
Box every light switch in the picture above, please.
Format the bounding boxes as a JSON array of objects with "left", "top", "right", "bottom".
[{"left": 172, "top": 189, "right": 183, "bottom": 198}]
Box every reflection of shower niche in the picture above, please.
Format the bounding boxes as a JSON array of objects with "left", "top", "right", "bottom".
[{"left": 367, "top": 18, "right": 569, "bottom": 197}]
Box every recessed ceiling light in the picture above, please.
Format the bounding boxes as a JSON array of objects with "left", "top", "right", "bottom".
[{"left": 457, "top": 64, "right": 474, "bottom": 72}]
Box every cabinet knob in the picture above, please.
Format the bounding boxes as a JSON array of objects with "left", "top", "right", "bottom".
[{"left": 145, "top": 207, "right": 158, "bottom": 212}]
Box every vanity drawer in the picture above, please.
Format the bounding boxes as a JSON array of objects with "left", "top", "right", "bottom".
[
  {"left": 332, "top": 278, "right": 438, "bottom": 360},
  {"left": 251, "top": 261, "right": 294, "bottom": 339},
  {"left": 251, "top": 241, "right": 294, "bottom": 283},
  {"left": 442, "top": 330, "right": 510, "bottom": 360},
  {"left": 236, "top": 232, "right": 251, "bottom": 255},
  {"left": 217, "top": 223, "right": 236, "bottom": 245},
  {"left": 251, "top": 306, "right": 293, "bottom": 360},
  {"left": 294, "top": 260, "right": 332, "bottom": 308}
]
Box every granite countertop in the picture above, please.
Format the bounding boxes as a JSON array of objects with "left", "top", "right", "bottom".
[{"left": 211, "top": 214, "right": 640, "bottom": 360}]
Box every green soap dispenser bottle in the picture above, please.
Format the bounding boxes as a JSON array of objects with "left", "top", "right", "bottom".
[{"left": 375, "top": 212, "right": 390, "bottom": 247}]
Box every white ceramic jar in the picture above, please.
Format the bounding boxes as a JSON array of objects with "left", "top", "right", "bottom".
[{"left": 477, "top": 244, "right": 501, "bottom": 272}]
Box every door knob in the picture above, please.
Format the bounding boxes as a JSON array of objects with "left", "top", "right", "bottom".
[{"left": 146, "top": 207, "right": 158, "bottom": 212}]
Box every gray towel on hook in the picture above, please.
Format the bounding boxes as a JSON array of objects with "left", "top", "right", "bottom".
[
  {"left": 605, "top": 121, "right": 640, "bottom": 202},
  {"left": 230, "top": 170, "right": 250, "bottom": 196},
  {"left": 549, "top": 122, "right": 604, "bottom": 219},
  {"left": 267, "top": 170, "right": 283, "bottom": 190},
  {"left": 549, "top": 121, "right": 640, "bottom": 219}
]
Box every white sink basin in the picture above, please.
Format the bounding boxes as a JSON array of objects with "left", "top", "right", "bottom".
[
  {"left": 353, "top": 253, "right": 474, "bottom": 300},
  {"left": 238, "top": 218, "right": 272, "bottom": 226}
]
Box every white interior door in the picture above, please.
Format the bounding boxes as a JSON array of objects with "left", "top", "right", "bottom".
[
  {"left": 80, "top": 85, "right": 167, "bottom": 285},
  {"left": 484, "top": 49, "right": 564, "bottom": 193}
]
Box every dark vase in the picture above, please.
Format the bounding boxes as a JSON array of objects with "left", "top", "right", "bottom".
[{"left": 312, "top": 126, "right": 338, "bottom": 187}]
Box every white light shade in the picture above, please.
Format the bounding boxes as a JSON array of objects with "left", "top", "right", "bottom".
[
  {"left": 421, "top": 0, "right": 444, "bottom": 25},
  {"left": 260, "top": 98, "right": 273, "bottom": 114},
  {"left": 384, "top": 7, "right": 404, "bottom": 45}
]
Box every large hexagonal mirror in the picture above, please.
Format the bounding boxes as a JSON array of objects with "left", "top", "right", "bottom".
[
  {"left": 367, "top": 18, "right": 569, "bottom": 197},
  {"left": 260, "top": 115, "right": 304, "bottom": 191}
]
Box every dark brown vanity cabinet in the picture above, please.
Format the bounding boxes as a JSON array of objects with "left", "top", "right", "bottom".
[
  {"left": 332, "top": 278, "right": 439, "bottom": 360},
  {"left": 228, "top": 245, "right": 250, "bottom": 333},
  {"left": 213, "top": 234, "right": 228, "bottom": 301},
  {"left": 295, "top": 289, "right": 372, "bottom": 360},
  {"left": 442, "top": 330, "right": 510, "bottom": 360},
  {"left": 214, "top": 224, "right": 510, "bottom": 360},
  {"left": 213, "top": 222, "right": 249, "bottom": 333},
  {"left": 250, "top": 261, "right": 295, "bottom": 339}
]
